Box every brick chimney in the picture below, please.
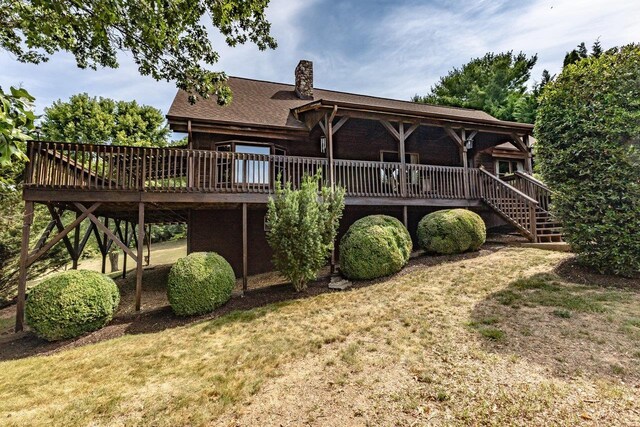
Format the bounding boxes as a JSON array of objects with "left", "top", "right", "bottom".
[{"left": 294, "top": 60, "right": 313, "bottom": 99}]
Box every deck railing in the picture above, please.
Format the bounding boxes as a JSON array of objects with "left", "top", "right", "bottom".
[
  {"left": 25, "top": 141, "right": 474, "bottom": 199},
  {"left": 474, "top": 167, "right": 538, "bottom": 239},
  {"left": 504, "top": 171, "right": 552, "bottom": 212}
]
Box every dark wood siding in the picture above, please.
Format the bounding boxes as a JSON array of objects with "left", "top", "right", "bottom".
[{"left": 187, "top": 204, "right": 507, "bottom": 277}]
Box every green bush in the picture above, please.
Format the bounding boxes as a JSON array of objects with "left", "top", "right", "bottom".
[
  {"left": 167, "top": 252, "right": 235, "bottom": 316},
  {"left": 339, "top": 215, "right": 412, "bottom": 280},
  {"left": 266, "top": 173, "right": 345, "bottom": 291},
  {"left": 417, "top": 209, "right": 486, "bottom": 254},
  {"left": 25, "top": 270, "right": 120, "bottom": 341},
  {"left": 535, "top": 44, "right": 640, "bottom": 276}
]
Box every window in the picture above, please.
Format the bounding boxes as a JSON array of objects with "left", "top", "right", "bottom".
[
  {"left": 495, "top": 159, "right": 524, "bottom": 179},
  {"left": 235, "top": 144, "right": 270, "bottom": 184},
  {"left": 215, "top": 142, "right": 282, "bottom": 185}
]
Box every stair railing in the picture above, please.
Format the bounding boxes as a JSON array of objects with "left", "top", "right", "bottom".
[{"left": 477, "top": 167, "right": 538, "bottom": 241}]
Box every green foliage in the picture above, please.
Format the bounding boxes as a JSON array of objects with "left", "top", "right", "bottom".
[
  {"left": 25, "top": 270, "right": 119, "bottom": 341},
  {"left": 1, "top": 0, "right": 276, "bottom": 103},
  {"left": 339, "top": 215, "right": 412, "bottom": 280},
  {"left": 535, "top": 44, "right": 640, "bottom": 276},
  {"left": 413, "top": 51, "right": 537, "bottom": 122},
  {"left": 167, "top": 252, "right": 235, "bottom": 316},
  {"left": 0, "top": 192, "right": 70, "bottom": 305},
  {"left": 266, "top": 174, "right": 345, "bottom": 291},
  {"left": 0, "top": 86, "right": 35, "bottom": 166},
  {"left": 42, "top": 93, "right": 170, "bottom": 147},
  {"left": 417, "top": 209, "right": 486, "bottom": 255}
]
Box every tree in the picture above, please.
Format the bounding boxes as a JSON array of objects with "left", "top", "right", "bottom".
[
  {"left": 41, "top": 93, "right": 170, "bottom": 147},
  {"left": 563, "top": 40, "right": 603, "bottom": 67},
  {"left": 413, "top": 51, "right": 537, "bottom": 122},
  {"left": 266, "top": 174, "right": 345, "bottom": 292},
  {"left": 1, "top": 0, "right": 276, "bottom": 104},
  {"left": 513, "top": 70, "right": 553, "bottom": 124},
  {"left": 0, "top": 86, "right": 35, "bottom": 166},
  {"left": 535, "top": 44, "right": 640, "bottom": 276}
]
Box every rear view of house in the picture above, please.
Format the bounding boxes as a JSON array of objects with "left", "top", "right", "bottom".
[{"left": 16, "top": 60, "right": 561, "bottom": 330}]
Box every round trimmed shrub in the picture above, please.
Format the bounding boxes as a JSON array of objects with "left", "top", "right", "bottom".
[
  {"left": 167, "top": 252, "right": 235, "bottom": 316},
  {"left": 339, "top": 215, "right": 412, "bottom": 280},
  {"left": 417, "top": 209, "right": 486, "bottom": 254},
  {"left": 25, "top": 270, "right": 120, "bottom": 341}
]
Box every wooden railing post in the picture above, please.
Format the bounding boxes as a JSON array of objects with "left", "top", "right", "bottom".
[{"left": 529, "top": 204, "right": 537, "bottom": 242}]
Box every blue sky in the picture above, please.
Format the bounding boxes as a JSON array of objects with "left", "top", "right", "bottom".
[{"left": 1, "top": 0, "right": 639, "bottom": 124}]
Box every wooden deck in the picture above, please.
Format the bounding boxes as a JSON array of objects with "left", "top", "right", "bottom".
[
  {"left": 24, "top": 141, "right": 481, "bottom": 204},
  {"left": 22, "top": 141, "right": 556, "bottom": 243}
]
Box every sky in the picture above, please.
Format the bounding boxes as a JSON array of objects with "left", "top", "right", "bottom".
[{"left": 1, "top": 0, "right": 639, "bottom": 126}]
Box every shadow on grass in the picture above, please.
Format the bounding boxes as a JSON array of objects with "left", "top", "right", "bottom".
[
  {"left": 469, "top": 272, "right": 640, "bottom": 380},
  {"left": 0, "top": 245, "right": 502, "bottom": 362}
]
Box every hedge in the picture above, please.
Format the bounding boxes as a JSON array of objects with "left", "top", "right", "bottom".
[
  {"left": 167, "top": 252, "right": 235, "bottom": 316},
  {"left": 339, "top": 215, "right": 412, "bottom": 280},
  {"left": 25, "top": 270, "right": 120, "bottom": 341},
  {"left": 417, "top": 209, "right": 486, "bottom": 254},
  {"left": 535, "top": 44, "right": 640, "bottom": 276}
]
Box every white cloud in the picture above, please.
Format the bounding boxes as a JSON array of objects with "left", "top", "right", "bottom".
[{"left": 1, "top": 0, "right": 638, "bottom": 117}]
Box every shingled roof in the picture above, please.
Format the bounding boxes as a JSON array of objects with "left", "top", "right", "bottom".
[{"left": 167, "top": 76, "right": 532, "bottom": 131}]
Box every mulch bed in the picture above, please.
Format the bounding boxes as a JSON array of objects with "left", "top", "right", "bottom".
[
  {"left": 554, "top": 258, "right": 640, "bottom": 289},
  {"left": 0, "top": 246, "right": 511, "bottom": 362}
]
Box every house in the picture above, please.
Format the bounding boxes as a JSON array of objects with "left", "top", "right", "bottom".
[{"left": 15, "top": 60, "right": 560, "bottom": 331}]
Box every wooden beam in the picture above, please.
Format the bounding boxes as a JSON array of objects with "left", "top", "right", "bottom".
[
  {"left": 135, "top": 202, "right": 145, "bottom": 311},
  {"left": 327, "top": 114, "right": 335, "bottom": 191},
  {"left": 399, "top": 122, "right": 407, "bottom": 197},
  {"left": 403, "top": 205, "right": 408, "bottom": 229},
  {"left": 242, "top": 203, "right": 248, "bottom": 292},
  {"left": 15, "top": 201, "right": 34, "bottom": 332},
  {"left": 122, "top": 221, "right": 129, "bottom": 279},
  {"left": 76, "top": 222, "right": 96, "bottom": 260},
  {"left": 461, "top": 129, "right": 470, "bottom": 199},
  {"left": 34, "top": 220, "right": 56, "bottom": 252},
  {"left": 75, "top": 203, "right": 138, "bottom": 262},
  {"left": 47, "top": 205, "right": 77, "bottom": 262},
  {"left": 100, "top": 217, "right": 108, "bottom": 274},
  {"left": 301, "top": 109, "right": 325, "bottom": 130},
  {"left": 332, "top": 116, "right": 349, "bottom": 135},
  {"left": 380, "top": 120, "right": 400, "bottom": 141},
  {"left": 510, "top": 133, "right": 528, "bottom": 152},
  {"left": 523, "top": 134, "right": 533, "bottom": 173},
  {"left": 72, "top": 211, "right": 81, "bottom": 269},
  {"left": 404, "top": 122, "right": 420, "bottom": 139},
  {"left": 444, "top": 126, "right": 464, "bottom": 148},
  {"left": 318, "top": 119, "right": 327, "bottom": 136},
  {"left": 28, "top": 203, "right": 100, "bottom": 267}
]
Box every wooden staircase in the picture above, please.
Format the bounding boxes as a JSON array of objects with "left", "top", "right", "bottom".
[{"left": 476, "top": 168, "right": 564, "bottom": 243}]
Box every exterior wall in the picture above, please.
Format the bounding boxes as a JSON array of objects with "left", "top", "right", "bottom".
[
  {"left": 188, "top": 204, "right": 505, "bottom": 277},
  {"left": 191, "top": 118, "right": 466, "bottom": 167}
]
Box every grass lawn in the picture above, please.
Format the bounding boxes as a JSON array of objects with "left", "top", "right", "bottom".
[{"left": 0, "top": 246, "right": 639, "bottom": 426}]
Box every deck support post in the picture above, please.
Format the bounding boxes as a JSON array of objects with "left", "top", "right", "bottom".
[
  {"left": 523, "top": 135, "right": 533, "bottom": 173},
  {"left": 101, "top": 217, "right": 109, "bottom": 274},
  {"left": 242, "top": 203, "right": 248, "bottom": 292},
  {"left": 122, "top": 221, "right": 129, "bottom": 279},
  {"left": 403, "top": 205, "right": 408, "bottom": 229},
  {"left": 72, "top": 211, "right": 81, "bottom": 269},
  {"left": 135, "top": 202, "right": 145, "bottom": 311},
  {"left": 461, "top": 129, "right": 470, "bottom": 199},
  {"left": 398, "top": 123, "right": 407, "bottom": 197},
  {"left": 15, "top": 201, "right": 34, "bottom": 332}
]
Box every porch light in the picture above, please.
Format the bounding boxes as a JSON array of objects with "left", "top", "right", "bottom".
[
  {"left": 465, "top": 137, "right": 474, "bottom": 150},
  {"left": 320, "top": 136, "right": 327, "bottom": 153}
]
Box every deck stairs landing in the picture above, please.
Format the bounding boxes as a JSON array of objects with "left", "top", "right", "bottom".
[{"left": 477, "top": 168, "right": 564, "bottom": 244}]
